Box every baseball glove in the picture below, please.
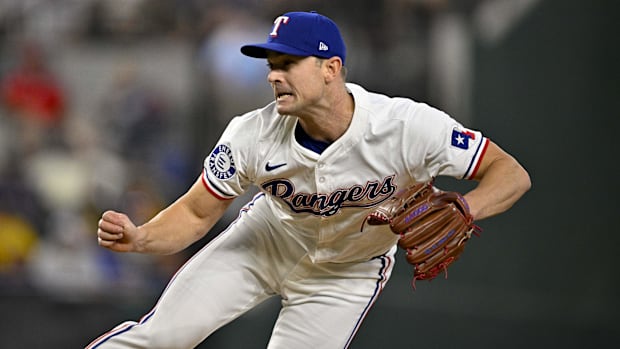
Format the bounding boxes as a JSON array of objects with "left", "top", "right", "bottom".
[{"left": 363, "top": 180, "right": 480, "bottom": 288}]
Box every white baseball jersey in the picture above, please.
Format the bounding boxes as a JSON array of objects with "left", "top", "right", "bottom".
[
  {"left": 202, "top": 83, "right": 488, "bottom": 264},
  {"left": 87, "top": 82, "right": 489, "bottom": 349}
]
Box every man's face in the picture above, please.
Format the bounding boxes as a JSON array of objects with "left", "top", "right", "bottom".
[{"left": 266, "top": 52, "right": 325, "bottom": 116}]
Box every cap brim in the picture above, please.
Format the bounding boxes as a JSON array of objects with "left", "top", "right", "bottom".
[{"left": 241, "top": 43, "right": 312, "bottom": 59}]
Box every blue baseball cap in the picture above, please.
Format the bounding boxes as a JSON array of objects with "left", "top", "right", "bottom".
[{"left": 241, "top": 11, "right": 346, "bottom": 64}]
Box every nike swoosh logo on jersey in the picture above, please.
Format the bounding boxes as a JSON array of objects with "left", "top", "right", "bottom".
[{"left": 265, "top": 162, "right": 287, "bottom": 171}]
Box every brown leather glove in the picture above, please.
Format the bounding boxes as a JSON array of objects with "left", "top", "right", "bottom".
[{"left": 364, "top": 180, "right": 480, "bottom": 288}]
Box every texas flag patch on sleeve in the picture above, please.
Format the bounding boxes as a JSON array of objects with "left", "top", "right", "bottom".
[
  {"left": 451, "top": 128, "right": 477, "bottom": 150},
  {"left": 449, "top": 126, "right": 490, "bottom": 179}
]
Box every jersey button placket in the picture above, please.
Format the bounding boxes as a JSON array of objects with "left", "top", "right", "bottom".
[
  {"left": 317, "top": 162, "right": 325, "bottom": 183},
  {"left": 315, "top": 161, "right": 326, "bottom": 187},
  {"left": 315, "top": 160, "right": 328, "bottom": 250}
]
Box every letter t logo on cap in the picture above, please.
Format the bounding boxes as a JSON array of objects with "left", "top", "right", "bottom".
[{"left": 270, "top": 16, "right": 290, "bottom": 37}]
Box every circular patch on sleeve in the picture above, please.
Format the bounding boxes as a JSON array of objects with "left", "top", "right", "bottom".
[{"left": 208, "top": 144, "right": 237, "bottom": 180}]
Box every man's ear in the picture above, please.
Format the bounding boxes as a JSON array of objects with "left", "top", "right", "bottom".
[{"left": 324, "top": 56, "right": 343, "bottom": 82}]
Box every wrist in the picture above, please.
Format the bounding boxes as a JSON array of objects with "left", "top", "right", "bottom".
[{"left": 133, "top": 225, "right": 149, "bottom": 253}]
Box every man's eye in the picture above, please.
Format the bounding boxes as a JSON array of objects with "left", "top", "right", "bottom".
[{"left": 267, "top": 59, "right": 296, "bottom": 70}]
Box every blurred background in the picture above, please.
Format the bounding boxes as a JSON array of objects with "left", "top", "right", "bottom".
[{"left": 0, "top": 0, "right": 618, "bottom": 347}]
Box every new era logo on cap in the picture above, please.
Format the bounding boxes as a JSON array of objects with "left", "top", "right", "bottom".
[{"left": 241, "top": 11, "right": 346, "bottom": 64}]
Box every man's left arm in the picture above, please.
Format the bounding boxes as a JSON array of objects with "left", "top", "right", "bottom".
[{"left": 463, "top": 141, "right": 531, "bottom": 221}]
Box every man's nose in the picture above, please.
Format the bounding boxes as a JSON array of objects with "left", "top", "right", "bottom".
[{"left": 267, "top": 69, "right": 283, "bottom": 84}]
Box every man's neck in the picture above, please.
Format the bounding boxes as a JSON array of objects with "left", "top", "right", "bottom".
[{"left": 296, "top": 87, "right": 354, "bottom": 143}]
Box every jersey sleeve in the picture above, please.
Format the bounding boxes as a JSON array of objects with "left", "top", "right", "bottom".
[
  {"left": 201, "top": 114, "right": 256, "bottom": 200},
  {"left": 406, "top": 103, "right": 489, "bottom": 180}
]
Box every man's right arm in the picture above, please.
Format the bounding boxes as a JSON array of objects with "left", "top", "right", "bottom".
[{"left": 97, "top": 176, "right": 235, "bottom": 255}]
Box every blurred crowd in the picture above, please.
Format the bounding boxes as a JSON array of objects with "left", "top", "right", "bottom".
[{"left": 0, "top": 0, "right": 482, "bottom": 303}]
